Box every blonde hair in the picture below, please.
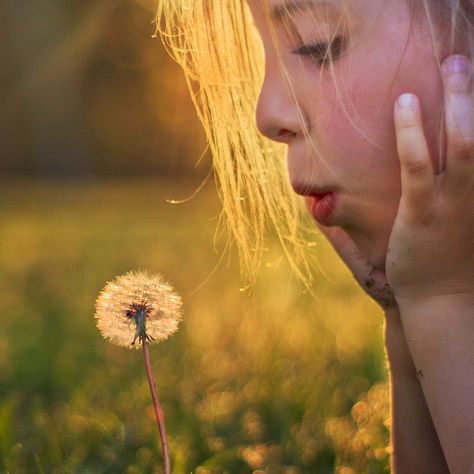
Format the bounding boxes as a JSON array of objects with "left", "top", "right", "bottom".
[{"left": 155, "top": 0, "right": 474, "bottom": 286}]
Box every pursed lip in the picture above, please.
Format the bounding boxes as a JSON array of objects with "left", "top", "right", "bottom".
[
  {"left": 291, "top": 182, "right": 339, "bottom": 225},
  {"left": 290, "top": 181, "right": 337, "bottom": 198}
]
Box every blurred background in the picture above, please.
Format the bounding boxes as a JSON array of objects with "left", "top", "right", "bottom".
[
  {"left": 0, "top": 1, "right": 391, "bottom": 473},
  {"left": 1, "top": 0, "right": 207, "bottom": 177}
]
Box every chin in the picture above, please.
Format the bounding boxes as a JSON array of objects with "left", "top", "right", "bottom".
[
  {"left": 371, "top": 254, "right": 386, "bottom": 272},
  {"left": 366, "top": 237, "right": 390, "bottom": 272},
  {"left": 346, "top": 226, "right": 390, "bottom": 273}
]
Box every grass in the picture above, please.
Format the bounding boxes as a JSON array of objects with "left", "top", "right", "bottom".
[{"left": 0, "top": 178, "right": 390, "bottom": 473}]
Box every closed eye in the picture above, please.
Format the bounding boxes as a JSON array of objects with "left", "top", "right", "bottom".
[{"left": 292, "top": 35, "right": 345, "bottom": 67}]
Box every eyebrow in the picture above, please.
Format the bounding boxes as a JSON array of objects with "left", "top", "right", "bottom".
[{"left": 271, "top": 0, "right": 340, "bottom": 22}]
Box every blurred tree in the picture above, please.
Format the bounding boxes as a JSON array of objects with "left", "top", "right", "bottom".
[{"left": 0, "top": 0, "right": 207, "bottom": 178}]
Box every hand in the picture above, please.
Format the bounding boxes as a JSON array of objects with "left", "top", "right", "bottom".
[
  {"left": 316, "top": 224, "right": 397, "bottom": 311},
  {"left": 388, "top": 54, "right": 474, "bottom": 304}
]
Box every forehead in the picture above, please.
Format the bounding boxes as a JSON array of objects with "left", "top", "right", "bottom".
[
  {"left": 246, "top": 0, "right": 349, "bottom": 15},
  {"left": 246, "top": 0, "right": 360, "bottom": 29},
  {"left": 268, "top": 0, "right": 345, "bottom": 19},
  {"left": 246, "top": 0, "right": 401, "bottom": 33}
]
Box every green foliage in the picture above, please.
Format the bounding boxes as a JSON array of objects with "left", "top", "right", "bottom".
[{"left": 0, "top": 179, "right": 390, "bottom": 473}]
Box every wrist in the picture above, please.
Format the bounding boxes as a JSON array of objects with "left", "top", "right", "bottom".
[
  {"left": 383, "top": 310, "right": 418, "bottom": 378},
  {"left": 396, "top": 292, "right": 474, "bottom": 314},
  {"left": 384, "top": 305, "right": 401, "bottom": 322},
  {"left": 397, "top": 294, "right": 474, "bottom": 360}
]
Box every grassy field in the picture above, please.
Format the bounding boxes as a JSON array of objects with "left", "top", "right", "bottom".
[{"left": 0, "top": 178, "right": 390, "bottom": 473}]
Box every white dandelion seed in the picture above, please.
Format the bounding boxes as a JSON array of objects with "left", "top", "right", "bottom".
[
  {"left": 95, "top": 270, "right": 182, "bottom": 349},
  {"left": 94, "top": 270, "right": 182, "bottom": 474}
]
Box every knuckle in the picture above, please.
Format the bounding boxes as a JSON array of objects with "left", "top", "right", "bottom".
[
  {"left": 404, "top": 186, "right": 431, "bottom": 207},
  {"left": 409, "top": 182, "right": 430, "bottom": 196},
  {"left": 417, "top": 207, "right": 436, "bottom": 227},
  {"left": 397, "top": 121, "right": 419, "bottom": 134},
  {"left": 450, "top": 135, "right": 474, "bottom": 160},
  {"left": 402, "top": 155, "right": 429, "bottom": 176}
]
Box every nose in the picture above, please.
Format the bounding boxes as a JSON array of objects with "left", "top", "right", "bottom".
[{"left": 255, "top": 72, "right": 305, "bottom": 144}]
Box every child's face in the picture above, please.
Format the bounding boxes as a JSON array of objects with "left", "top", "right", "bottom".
[{"left": 246, "top": 0, "right": 445, "bottom": 270}]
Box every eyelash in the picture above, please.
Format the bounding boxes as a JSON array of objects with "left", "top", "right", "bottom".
[{"left": 292, "top": 35, "right": 345, "bottom": 67}]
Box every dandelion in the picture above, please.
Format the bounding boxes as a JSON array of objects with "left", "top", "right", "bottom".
[
  {"left": 95, "top": 270, "right": 182, "bottom": 474},
  {"left": 95, "top": 271, "right": 182, "bottom": 348}
]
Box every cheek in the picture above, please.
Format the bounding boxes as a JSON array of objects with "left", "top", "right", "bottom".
[
  {"left": 320, "top": 62, "right": 443, "bottom": 175},
  {"left": 373, "top": 30, "right": 445, "bottom": 168},
  {"left": 315, "top": 87, "right": 399, "bottom": 169}
]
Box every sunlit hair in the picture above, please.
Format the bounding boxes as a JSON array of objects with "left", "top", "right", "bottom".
[{"left": 155, "top": 0, "right": 474, "bottom": 285}]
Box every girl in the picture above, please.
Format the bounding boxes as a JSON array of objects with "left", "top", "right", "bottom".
[{"left": 157, "top": 1, "right": 474, "bottom": 472}]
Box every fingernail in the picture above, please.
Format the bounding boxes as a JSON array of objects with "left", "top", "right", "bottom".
[
  {"left": 443, "top": 54, "right": 470, "bottom": 75},
  {"left": 397, "top": 93, "right": 416, "bottom": 109},
  {"left": 443, "top": 55, "right": 472, "bottom": 92}
]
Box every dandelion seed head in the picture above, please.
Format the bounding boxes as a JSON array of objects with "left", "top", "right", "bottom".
[{"left": 95, "top": 270, "right": 182, "bottom": 349}]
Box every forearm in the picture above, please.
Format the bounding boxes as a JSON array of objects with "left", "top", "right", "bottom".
[
  {"left": 397, "top": 297, "right": 474, "bottom": 474},
  {"left": 384, "top": 309, "right": 449, "bottom": 473}
]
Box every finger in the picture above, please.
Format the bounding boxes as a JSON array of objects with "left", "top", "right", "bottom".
[
  {"left": 394, "top": 93, "right": 435, "bottom": 220},
  {"left": 442, "top": 55, "right": 474, "bottom": 198}
]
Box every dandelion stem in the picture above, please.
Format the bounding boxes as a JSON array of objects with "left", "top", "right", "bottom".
[{"left": 142, "top": 337, "right": 171, "bottom": 474}]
